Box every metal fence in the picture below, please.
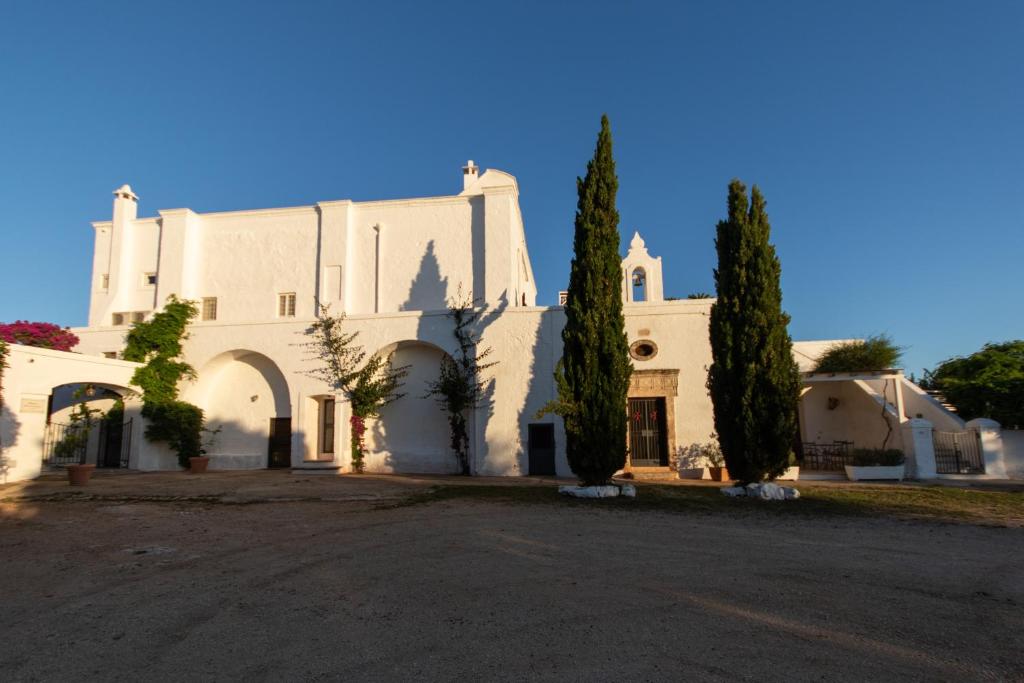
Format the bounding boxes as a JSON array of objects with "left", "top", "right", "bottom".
[
  {"left": 800, "top": 441, "right": 854, "bottom": 471},
  {"left": 42, "top": 422, "right": 87, "bottom": 467},
  {"left": 933, "top": 430, "right": 984, "bottom": 474}
]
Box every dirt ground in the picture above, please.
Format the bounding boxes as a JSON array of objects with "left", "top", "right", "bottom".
[{"left": 1, "top": 473, "right": 1022, "bottom": 681}]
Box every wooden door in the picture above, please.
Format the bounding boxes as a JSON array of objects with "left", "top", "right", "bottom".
[{"left": 267, "top": 417, "right": 292, "bottom": 468}]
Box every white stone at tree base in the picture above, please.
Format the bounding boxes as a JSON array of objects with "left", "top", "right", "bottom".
[
  {"left": 720, "top": 482, "right": 800, "bottom": 500},
  {"left": 559, "top": 484, "right": 637, "bottom": 499}
]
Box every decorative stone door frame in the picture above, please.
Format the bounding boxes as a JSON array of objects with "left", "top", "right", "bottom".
[{"left": 626, "top": 369, "right": 679, "bottom": 471}]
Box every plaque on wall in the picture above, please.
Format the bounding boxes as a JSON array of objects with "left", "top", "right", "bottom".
[{"left": 19, "top": 396, "right": 47, "bottom": 413}]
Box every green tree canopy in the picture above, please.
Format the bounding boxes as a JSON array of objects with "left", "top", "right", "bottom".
[
  {"left": 813, "top": 335, "right": 902, "bottom": 373},
  {"left": 543, "top": 115, "right": 632, "bottom": 486},
  {"left": 926, "top": 340, "right": 1024, "bottom": 429},
  {"left": 708, "top": 180, "right": 800, "bottom": 484}
]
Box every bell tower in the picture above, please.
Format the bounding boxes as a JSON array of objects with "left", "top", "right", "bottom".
[{"left": 621, "top": 231, "right": 664, "bottom": 303}]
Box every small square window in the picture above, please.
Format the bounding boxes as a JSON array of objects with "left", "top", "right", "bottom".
[
  {"left": 100, "top": 274, "right": 110, "bottom": 290},
  {"left": 144, "top": 272, "right": 157, "bottom": 286},
  {"left": 131, "top": 311, "right": 146, "bottom": 323},
  {"left": 278, "top": 292, "right": 297, "bottom": 317},
  {"left": 202, "top": 297, "right": 217, "bottom": 321},
  {"left": 112, "top": 312, "right": 126, "bottom": 326}
]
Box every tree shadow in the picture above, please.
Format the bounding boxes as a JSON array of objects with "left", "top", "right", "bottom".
[
  {"left": 401, "top": 240, "right": 449, "bottom": 312},
  {"left": 516, "top": 309, "right": 563, "bottom": 476},
  {"left": 0, "top": 403, "right": 22, "bottom": 484}
]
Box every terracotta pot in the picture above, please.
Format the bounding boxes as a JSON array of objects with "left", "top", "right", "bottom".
[
  {"left": 67, "top": 464, "right": 96, "bottom": 486},
  {"left": 189, "top": 456, "right": 210, "bottom": 474},
  {"left": 708, "top": 466, "right": 730, "bottom": 482}
]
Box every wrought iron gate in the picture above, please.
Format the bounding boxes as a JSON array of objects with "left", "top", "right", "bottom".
[
  {"left": 628, "top": 397, "right": 668, "bottom": 467},
  {"left": 97, "top": 418, "right": 133, "bottom": 468},
  {"left": 933, "top": 430, "right": 984, "bottom": 474},
  {"left": 42, "top": 422, "right": 85, "bottom": 467}
]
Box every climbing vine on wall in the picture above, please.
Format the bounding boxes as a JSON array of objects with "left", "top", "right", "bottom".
[
  {"left": 425, "top": 289, "right": 498, "bottom": 476},
  {"left": 123, "top": 296, "right": 204, "bottom": 467},
  {"left": 0, "top": 340, "right": 8, "bottom": 451},
  {"left": 304, "top": 305, "right": 408, "bottom": 473}
]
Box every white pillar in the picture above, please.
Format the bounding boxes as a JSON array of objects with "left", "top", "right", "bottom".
[
  {"left": 901, "top": 418, "right": 936, "bottom": 479},
  {"left": 966, "top": 418, "right": 1007, "bottom": 478}
]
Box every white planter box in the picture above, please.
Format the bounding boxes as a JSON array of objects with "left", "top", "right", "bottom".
[
  {"left": 677, "top": 467, "right": 707, "bottom": 480},
  {"left": 844, "top": 464, "right": 905, "bottom": 481},
  {"left": 777, "top": 466, "right": 800, "bottom": 481}
]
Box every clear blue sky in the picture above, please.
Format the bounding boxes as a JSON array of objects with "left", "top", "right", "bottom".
[{"left": 1, "top": 1, "right": 1021, "bottom": 376}]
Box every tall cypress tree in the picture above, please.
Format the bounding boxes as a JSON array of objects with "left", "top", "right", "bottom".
[
  {"left": 549, "top": 115, "right": 632, "bottom": 486},
  {"left": 708, "top": 180, "right": 800, "bottom": 484}
]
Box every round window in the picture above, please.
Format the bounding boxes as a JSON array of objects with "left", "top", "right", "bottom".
[{"left": 629, "top": 340, "right": 658, "bottom": 361}]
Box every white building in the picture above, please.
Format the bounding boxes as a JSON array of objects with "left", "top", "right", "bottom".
[{"left": 57, "top": 163, "right": 1010, "bottom": 480}]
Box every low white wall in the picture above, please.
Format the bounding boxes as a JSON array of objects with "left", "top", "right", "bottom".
[
  {"left": 1002, "top": 430, "right": 1024, "bottom": 480},
  {"left": 0, "top": 345, "right": 142, "bottom": 483}
]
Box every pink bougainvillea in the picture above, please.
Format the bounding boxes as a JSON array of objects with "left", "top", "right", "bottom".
[{"left": 0, "top": 321, "right": 79, "bottom": 352}]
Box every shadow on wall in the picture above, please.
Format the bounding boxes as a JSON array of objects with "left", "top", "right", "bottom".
[
  {"left": 188, "top": 351, "right": 292, "bottom": 468},
  {"left": 0, "top": 403, "right": 22, "bottom": 484},
  {"left": 401, "top": 240, "right": 449, "bottom": 312},
  {"left": 461, "top": 292, "right": 507, "bottom": 474},
  {"left": 367, "top": 341, "right": 456, "bottom": 474},
  {"left": 517, "top": 310, "right": 560, "bottom": 476}
]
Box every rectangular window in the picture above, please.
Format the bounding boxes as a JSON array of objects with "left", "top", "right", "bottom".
[
  {"left": 278, "top": 292, "right": 297, "bottom": 317},
  {"left": 143, "top": 272, "right": 157, "bottom": 286},
  {"left": 131, "top": 311, "right": 146, "bottom": 323},
  {"left": 202, "top": 297, "right": 217, "bottom": 321},
  {"left": 319, "top": 398, "right": 336, "bottom": 455},
  {"left": 101, "top": 274, "right": 110, "bottom": 290},
  {"left": 103, "top": 351, "right": 118, "bottom": 359},
  {"left": 112, "top": 312, "right": 126, "bottom": 326}
]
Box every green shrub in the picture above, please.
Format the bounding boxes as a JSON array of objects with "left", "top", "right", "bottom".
[
  {"left": 142, "top": 400, "right": 204, "bottom": 467},
  {"left": 814, "top": 335, "right": 902, "bottom": 373},
  {"left": 850, "top": 448, "right": 905, "bottom": 467}
]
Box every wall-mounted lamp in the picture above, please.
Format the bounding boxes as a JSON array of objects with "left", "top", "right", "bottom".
[
  {"left": 827, "top": 396, "right": 840, "bottom": 410},
  {"left": 250, "top": 395, "right": 259, "bottom": 403}
]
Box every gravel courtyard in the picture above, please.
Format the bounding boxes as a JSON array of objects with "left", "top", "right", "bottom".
[{"left": 1, "top": 474, "right": 1021, "bottom": 681}]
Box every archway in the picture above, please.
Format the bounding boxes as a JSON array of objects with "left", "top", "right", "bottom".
[
  {"left": 43, "top": 382, "right": 134, "bottom": 469},
  {"left": 188, "top": 350, "right": 291, "bottom": 469},
  {"left": 364, "top": 340, "right": 456, "bottom": 473},
  {"left": 631, "top": 267, "right": 647, "bottom": 302}
]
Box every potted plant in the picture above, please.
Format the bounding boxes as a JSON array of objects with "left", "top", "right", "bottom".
[
  {"left": 844, "top": 448, "right": 905, "bottom": 481},
  {"left": 704, "top": 442, "right": 730, "bottom": 482},
  {"left": 62, "top": 392, "right": 100, "bottom": 486},
  {"left": 672, "top": 443, "right": 706, "bottom": 479},
  {"left": 190, "top": 424, "right": 221, "bottom": 474}
]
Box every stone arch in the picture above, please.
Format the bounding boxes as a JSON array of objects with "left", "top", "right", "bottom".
[
  {"left": 187, "top": 350, "right": 291, "bottom": 469},
  {"left": 363, "top": 340, "right": 457, "bottom": 474}
]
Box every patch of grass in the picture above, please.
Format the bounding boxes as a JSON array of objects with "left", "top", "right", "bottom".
[{"left": 398, "top": 483, "right": 1024, "bottom": 527}]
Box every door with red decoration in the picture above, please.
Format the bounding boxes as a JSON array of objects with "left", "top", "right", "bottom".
[{"left": 628, "top": 397, "right": 668, "bottom": 466}]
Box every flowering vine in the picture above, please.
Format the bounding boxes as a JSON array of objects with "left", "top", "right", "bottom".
[{"left": 0, "top": 321, "right": 79, "bottom": 352}]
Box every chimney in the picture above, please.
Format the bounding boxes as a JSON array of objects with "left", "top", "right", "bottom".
[
  {"left": 113, "top": 184, "right": 138, "bottom": 224},
  {"left": 462, "top": 160, "right": 479, "bottom": 190}
]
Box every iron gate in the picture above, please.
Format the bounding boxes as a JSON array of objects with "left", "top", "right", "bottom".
[
  {"left": 97, "top": 418, "right": 133, "bottom": 468},
  {"left": 628, "top": 397, "right": 668, "bottom": 467},
  {"left": 42, "top": 422, "right": 86, "bottom": 467},
  {"left": 933, "top": 430, "right": 984, "bottom": 474}
]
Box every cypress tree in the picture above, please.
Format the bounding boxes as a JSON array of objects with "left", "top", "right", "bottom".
[
  {"left": 708, "top": 180, "right": 800, "bottom": 484},
  {"left": 550, "top": 115, "right": 632, "bottom": 486}
]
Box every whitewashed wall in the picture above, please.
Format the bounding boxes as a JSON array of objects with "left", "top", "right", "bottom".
[
  {"left": 1002, "top": 430, "right": 1024, "bottom": 479},
  {"left": 0, "top": 345, "right": 142, "bottom": 483}
]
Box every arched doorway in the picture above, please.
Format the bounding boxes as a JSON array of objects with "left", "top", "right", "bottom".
[
  {"left": 188, "top": 351, "right": 291, "bottom": 469},
  {"left": 43, "top": 382, "right": 134, "bottom": 469},
  {"left": 364, "top": 340, "right": 455, "bottom": 473}
]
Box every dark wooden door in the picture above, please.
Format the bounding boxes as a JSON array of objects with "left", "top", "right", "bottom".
[
  {"left": 628, "top": 397, "right": 668, "bottom": 466},
  {"left": 267, "top": 417, "right": 292, "bottom": 468},
  {"left": 527, "top": 423, "right": 556, "bottom": 475}
]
